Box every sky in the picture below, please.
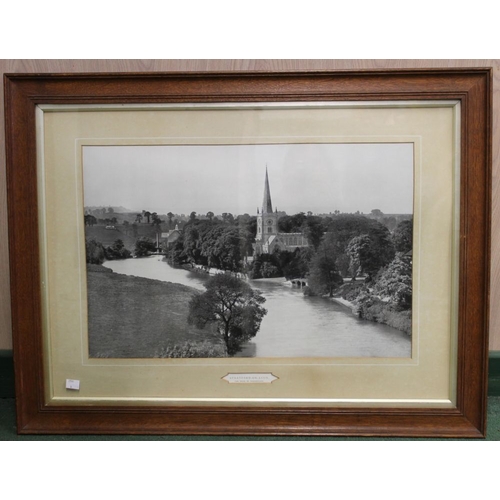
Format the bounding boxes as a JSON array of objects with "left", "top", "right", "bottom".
[{"left": 82, "top": 143, "right": 414, "bottom": 216}]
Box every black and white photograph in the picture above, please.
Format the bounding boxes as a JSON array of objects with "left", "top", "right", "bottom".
[{"left": 83, "top": 143, "right": 413, "bottom": 359}]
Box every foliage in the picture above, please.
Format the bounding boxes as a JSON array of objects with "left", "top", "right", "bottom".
[
  {"left": 373, "top": 253, "right": 412, "bottom": 309},
  {"left": 307, "top": 240, "right": 343, "bottom": 297},
  {"left": 346, "top": 229, "right": 395, "bottom": 278},
  {"left": 200, "top": 225, "right": 243, "bottom": 272},
  {"left": 249, "top": 253, "right": 281, "bottom": 279},
  {"left": 337, "top": 281, "right": 365, "bottom": 302},
  {"left": 151, "top": 212, "right": 162, "bottom": 227},
  {"left": 167, "top": 212, "right": 175, "bottom": 226},
  {"left": 271, "top": 247, "right": 313, "bottom": 280},
  {"left": 178, "top": 219, "right": 253, "bottom": 272},
  {"left": 324, "top": 215, "right": 394, "bottom": 260},
  {"left": 259, "top": 261, "right": 280, "bottom": 278},
  {"left": 166, "top": 233, "right": 187, "bottom": 265},
  {"left": 346, "top": 234, "right": 375, "bottom": 277},
  {"left": 84, "top": 214, "right": 97, "bottom": 226},
  {"left": 354, "top": 294, "right": 412, "bottom": 335},
  {"left": 134, "top": 237, "right": 156, "bottom": 257},
  {"left": 85, "top": 238, "right": 105, "bottom": 264},
  {"left": 278, "top": 212, "right": 307, "bottom": 233},
  {"left": 188, "top": 274, "right": 267, "bottom": 355},
  {"left": 104, "top": 239, "right": 131, "bottom": 260},
  {"left": 155, "top": 341, "right": 227, "bottom": 358},
  {"left": 393, "top": 218, "right": 413, "bottom": 254},
  {"left": 302, "top": 216, "right": 324, "bottom": 250}
]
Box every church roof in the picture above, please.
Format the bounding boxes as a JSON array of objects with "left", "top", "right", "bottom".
[{"left": 262, "top": 168, "right": 273, "bottom": 214}]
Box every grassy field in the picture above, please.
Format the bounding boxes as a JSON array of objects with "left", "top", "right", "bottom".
[{"left": 87, "top": 266, "right": 223, "bottom": 358}]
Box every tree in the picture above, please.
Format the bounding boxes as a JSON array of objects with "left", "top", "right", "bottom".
[
  {"left": 373, "top": 254, "right": 412, "bottom": 309},
  {"left": 151, "top": 212, "right": 162, "bottom": 232},
  {"left": 134, "top": 237, "right": 156, "bottom": 257},
  {"left": 206, "top": 211, "right": 214, "bottom": 222},
  {"left": 167, "top": 212, "right": 174, "bottom": 227},
  {"left": 346, "top": 234, "right": 376, "bottom": 278},
  {"left": 201, "top": 226, "right": 243, "bottom": 272},
  {"left": 222, "top": 212, "right": 234, "bottom": 224},
  {"left": 249, "top": 253, "right": 280, "bottom": 279},
  {"left": 188, "top": 274, "right": 267, "bottom": 355},
  {"left": 190, "top": 211, "right": 197, "bottom": 221},
  {"left": 84, "top": 214, "right": 97, "bottom": 226},
  {"left": 393, "top": 218, "right": 413, "bottom": 254},
  {"left": 278, "top": 212, "right": 306, "bottom": 233},
  {"left": 143, "top": 211, "right": 152, "bottom": 224},
  {"left": 105, "top": 239, "right": 131, "bottom": 260},
  {"left": 307, "top": 240, "right": 343, "bottom": 297},
  {"left": 182, "top": 219, "right": 211, "bottom": 265},
  {"left": 85, "top": 238, "right": 105, "bottom": 264},
  {"left": 345, "top": 231, "right": 394, "bottom": 279},
  {"left": 302, "top": 216, "right": 324, "bottom": 250},
  {"left": 135, "top": 213, "right": 143, "bottom": 224}
]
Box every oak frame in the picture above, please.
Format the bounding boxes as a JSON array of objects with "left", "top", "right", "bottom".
[{"left": 4, "top": 69, "right": 491, "bottom": 437}]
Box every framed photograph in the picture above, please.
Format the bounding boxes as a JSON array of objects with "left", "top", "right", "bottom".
[{"left": 4, "top": 69, "right": 491, "bottom": 437}]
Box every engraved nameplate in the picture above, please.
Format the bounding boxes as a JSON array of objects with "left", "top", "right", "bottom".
[{"left": 222, "top": 373, "right": 278, "bottom": 384}]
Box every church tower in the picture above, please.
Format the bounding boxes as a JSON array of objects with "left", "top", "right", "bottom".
[{"left": 256, "top": 168, "right": 278, "bottom": 249}]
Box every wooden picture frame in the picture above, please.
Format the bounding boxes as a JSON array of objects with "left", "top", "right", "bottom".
[{"left": 4, "top": 69, "right": 491, "bottom": 437}]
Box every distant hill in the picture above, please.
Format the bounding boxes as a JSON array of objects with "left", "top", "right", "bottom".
[{"left": 85, "top": 206, "right": 137, "bottom": 214}]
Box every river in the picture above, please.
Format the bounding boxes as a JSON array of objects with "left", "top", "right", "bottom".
[{"left": 102, "top": 256, "right": 411, "bottom": 358}]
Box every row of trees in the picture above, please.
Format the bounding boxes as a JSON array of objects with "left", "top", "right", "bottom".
[
  {"left": 306, "top": 216, "right": 412, "bottom": 308},
  {"left": 135, "top": 210, "right": 170, "bottom": 227},
  {"left": 165, "top": 211, "right": 412, "bottom": 283},
  {"left": 166, "top": 216, "right": 256, "bottom": 272},
  {"left": 85, "top": 236, "right": 164, "bottom": 264}
]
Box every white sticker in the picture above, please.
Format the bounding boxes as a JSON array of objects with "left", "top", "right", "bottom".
[
  {"left": 222, "top": 373, "right": 278, "bottom": 384},
  {"left": 65, "top": 379, "right": 80, "bottom": 390}
]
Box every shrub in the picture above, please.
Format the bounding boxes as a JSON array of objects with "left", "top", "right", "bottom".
[
  {"left": 105, "top": 239, "right": 132, "bottom": 260},
  {"left": 155, "top": 341, "right": 228, "bottom": 358},
  {"left": 373, "top": 253, "right": 412, "bottom": 309},
  {"left": 355, "top": 295, "right": 412, "bottom": 335},
  {"left": 134, "top": 237, "right": 156, "bottom": 257},
  {"left": 85, "top": 238, "right": 105, "bottom": 264}
]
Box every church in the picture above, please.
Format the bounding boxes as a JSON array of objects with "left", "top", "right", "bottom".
[{"left": 253, "top": 169, "right": 309, "bottom": 255}]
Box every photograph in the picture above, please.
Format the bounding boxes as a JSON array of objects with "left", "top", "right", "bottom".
[
  {"left": 83, "top": 142, "right": 414, "bottom": 359},
  {"left": 5, "top": 68, "right": 490, "bottom": 437}
]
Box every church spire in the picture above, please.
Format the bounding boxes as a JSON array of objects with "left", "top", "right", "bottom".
[{"left": 262, "top": 167, "right": 273, "bottom": 214}]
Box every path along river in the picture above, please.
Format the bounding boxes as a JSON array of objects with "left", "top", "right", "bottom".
[{"left": 102, "top": 256, "right": 411, "bottom": 358}]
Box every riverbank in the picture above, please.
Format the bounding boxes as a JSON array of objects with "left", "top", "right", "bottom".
[
  {"left": 87, "top": 265, "right": 224, "bottom": 358},
  {"left": 97, "top": 257, "right": 410, "bottom": 357},
  {"left": 331, "top": 282, "right": 412, "bottom": 336},
  {"left": 182, "top": 263, "right": 247, "bottom": 280}
]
